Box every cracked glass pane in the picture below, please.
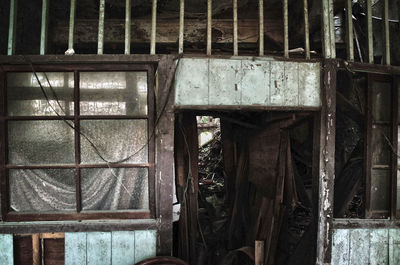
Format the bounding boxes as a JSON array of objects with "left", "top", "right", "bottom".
[
  {"left": 7, "top": 72, "right": 74, "bottom": 116},
  {"left": 80, "top": 72, "right": 147, "bottom": 116},
  {"left": 10, "top": 169, "right": 76, "bottom": 212},
  {"left": 81, "top": 168, "right": 148, "bottom": 210},
  {"left": 8, "top": 120, "right": 75, "bottom": 165},
  {"left": 80, "top": 119, "right": 148, "bottom": 164}
]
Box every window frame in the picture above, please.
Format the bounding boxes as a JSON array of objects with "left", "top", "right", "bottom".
[{"left": 0, "top": 63, "right": 156, "bottom": 222}]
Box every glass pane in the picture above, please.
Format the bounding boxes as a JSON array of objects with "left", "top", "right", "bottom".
[
  {"left": 10, "top": 169, "right": 76, "bottom": 212},
  {"left": 81, "top": 168, "right": 148, "bottom": 210},
  {"left": 8, "top": 120, "right": 75, "bottom": 165},
  {"left": 80, "top": 120, "right": 148, "bottom": 164},
  {"left": 372, "top": 82, "right": 391, "bottom": 122},
  {"left": 80, "top": 72, "right": 147, "bottom": 116},
  {"left": 371, "top": 125, "right": 391, "bottom": 166},
  {"left": 7, "top": 72, "right": 74, "bottom": 116},
  {"left": 370, "top": 169, "right": 390, "bottom": 216}
]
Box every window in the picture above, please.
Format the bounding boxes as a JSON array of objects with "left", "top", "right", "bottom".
[{"left": 0, "top": 64, "right": 155, "bottom": 221}]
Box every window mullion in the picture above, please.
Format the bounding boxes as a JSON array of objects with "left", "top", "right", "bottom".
[{"left": 392, "top": 78, "right": 399, "bottom": 219}]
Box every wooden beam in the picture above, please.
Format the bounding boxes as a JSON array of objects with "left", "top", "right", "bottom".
[
  {"left": 366, "top": 0, "right": 373, "bottom": 63},
  {"left": 40, "top": 0, "right": 49, "bottom": 55},
  {"left": 179, "top": 0, "right": 185, "bottom": 54},
  {"left": 125, "top": 0, "right": 131, "bottom": 54},
  {"left": 32, "top": 234, "right": 40, "bottom": 265},
  {"left": 7, "top": 0, "right": 17, "bottom": 55},
  {"left": 150, "top": 0, "right": 157, "bottom": 54},
  {"left": 207, "top": 0, "right": 212, "bottom": 55},
  {"left": 67, "top": 0, "right": 76, "bottom": 54},
  {"left": 50, "top": 18, "right": 283, "bottom": 47},
  {"left": 316, "top": 59, "right": 336, "bottom": 264},
  {"left": 233, "top": 0, "right": 238, "bottom": 56}
]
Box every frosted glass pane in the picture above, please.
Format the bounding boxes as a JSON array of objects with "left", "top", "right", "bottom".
[
  {"left": 7, "top": 72, "right": 74, "bottom": 116},
  {"left": 81, "top": 168, "right": 148, "bottom": 210},
  {"left": 8, "top": 120, "right": 75, "bottom": 165},
  {"left": 80, "top": 72, "right": 147, "bottom": 115},
  {"left": 372, "top": 82, "right": 391, "bottom": 122},
  {"left": 371, "top": 125, "right": 391, "bottom": 166},
  {"left": 80, "top": 120, "right": 148, "bottom": 164},
  {"left": 10, "top": 169, "right": 76, "bottom": 212},
  {"left": 370, "top": 169, "right": 390, "bottom": 215}
]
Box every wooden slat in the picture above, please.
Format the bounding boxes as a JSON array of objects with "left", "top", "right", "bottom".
[
  {"left": 331, "top": 229, "right": 350, "bottom": 265},
  {"left": 259, "top": 0, "right": 264, "bottom": 56},
  {"left": 124, "top": 0, "right": 131, "bottom": 55},
  {"left": 39, "top": 232, "right": 65, "bottom": 239},
  {"left": 283, "top": 0, "right": 288, "bottom": 58},
  {"left": 233, "top": 0, "right": 238, "bottom": 56},
  {"left": 40, "top": 0, "right": 49, "bottom": 55},
  {"left": 0, "top": 234, "right": 13, "bottom": 265},
  {"left": 111, "top": 231, "right": 135, "bottom": 265},
  {"left": 134, "top": 230, "right": 156, "bottom": 263},
  {"left": 207, "top": 0, "right": 212, "bottom": 55},
  {"left": 7, "top": 0, "right": 17, "bottom": 55},
  {"left": 389, "top": 229, "right": 400, "bottom": 265},
  {"left": 370, "top": 229, "right": 389, "bottom": 265},
  {"left": 383, "top": 0, "right": 390, "bottom": 65},
  {"left": 349, "top": 229, "right": 370, "bottom": 265},
  {"left": 346, "top": 0, "right": 354, "bottom": 61},
  {"left": 150, "top": 0, "right": 157, "bottom": 55},
  {"left": 366, "top": 0, "right": 373, "bottom": 63},
  {"left": 32, "top": 234, "right": 40, "bottom": 265},
  {"left": 65, "top": 232, "right": 87, "bottom": 265},
  {"left": 67, "top": 0, "right": 76, "bottom": 54},
  {"left": 97, "top": 0, "right": 105, "bottom": 55},
  {"left": 178, "top": 0, "right": 184, "bottom": 54},
  {"left": 87, "top": 232, "right": 112, "bottom": 265},
  {"left": 303, "top": 0, "right": 310, "bottom": 59}
]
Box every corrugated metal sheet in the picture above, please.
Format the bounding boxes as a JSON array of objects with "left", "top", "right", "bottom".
[{"left": 174, "top": 58, "right": 321, "bottom": 107}]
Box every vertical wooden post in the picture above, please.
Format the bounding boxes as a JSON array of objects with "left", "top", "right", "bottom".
[
  {"left": 150, "top": 0, "right": 157, "bottom": 55},
  {"left": 391, "top": 79, "right": 398, "bottom": 218},
  {"left": 316, "top": 59, "right": 336, "bottom": 265},
  {"left": 233, "top": 0, "right": 238, "bottom": 56},
  {"left": 207, "top": 0, "right": 212, "bottom": 55},
  {"left": 179, "top": 0, "right": 185, "bottom": 54},
  {"left": 383, "top": 0, "right": 390, "bottom": 65},
  {"left": 67, "top": 0, "right": 76, "bottom": 54},
  {"left": 303, "top": 0, "right": 310, "bottom": 59},
  {"left": 7, "top": 0, "right": 17, "bottom": 55},
  {"left": 124, "top": 0, "right": 131, "bottom": 55},
  {"left": 40, "top": 0, "right": 49, "bottom": 55},
  {"left": 346, "top": 0, "right": 354, "bottom": 61},
  {"left": 97, "top": 0, "right": 105, "bottom": 54},
  {"left": 32, "top": 234, "right": 40, "bottom": 265},
  {"left": 259, "top": 0, "right": 264, "bottom": 56},
  {"left": 255, "top": 240, "right": 265, "bottom": 265},
  {"left": 366, "top": 0, "right": 373, "bottom": 63},
  {"left": 322, "top": 0, "right": 335, "bottom": 58},
  {"left": 156, "top": 55, "right": 178, "bottom": 256},
  {"left": 283, "top": 0, "right": 289, "bottom": 58}
]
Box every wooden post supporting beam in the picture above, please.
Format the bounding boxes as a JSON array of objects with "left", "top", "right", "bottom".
[
  {"left": 7, "top": 0, "right": 17, "bottom": 55},
  {"left": 259, "top": 0, "right": 264, "bottom": 56},
  {"left": 366, "top": 0, "right": 373, "bottom": 63},
  {"left": 346, "top": 0, "right": 354, "bottom": 61},
  {"left": 207, "top": 0, "right": 212, "bottom": 55},
  {"left": 383, "top": 0, "right": 390, "bottom": 65},
  {"left": 32, "top": 234, "right": 40, "bottom": 265},
  {"left": 233, "top": 0, "right": 238, "bottom": 56},
  {"left": 303, "top": 0, "right": 310, "bottom": 59},
  {"left": 97, "top": 0, "right": 105, "bottom": 54},
  {"left": 40, "top": 0, "right": 49, "bottom": 55},
  {"left": 316, "top": 59, "right": 336, "bottom": 264},
  {"left": 67, "top": 0, "right": 76, "bottom": 54},
  {"left": 125, "top": 0, "right": 131, "bottom": 54},
  {"left": 322, "top": 0, "right": 335, "bottom": 58},
  {"left": 283, "top": 0, "right": 289, "bottom": 58},
  {"left": 150, "top": 0, "right": 157, "bottom": 55},
  {"left": 179, "top": 0, "right": 185, "bottom": 54}
]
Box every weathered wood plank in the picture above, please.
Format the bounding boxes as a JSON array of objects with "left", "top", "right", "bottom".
[
  {"left": 370, "top": 229, "right": 389, "bottom": 265},
  {"left": 269, "top": 61, "right": 285, "bottom": 105},
  {"left": 209, "top": 59, "right": 241, "bottom": 105},
  {"left": 65, "top": 232, "right": 87, "bottom": 265},
  {"left": 134, "top": 230, "right": 157, "bottom": 263},
  {"left": 0, "top": 234, "right": 13, "bottom": 265},
  {"left": 283, "top": 62, "right": 299, "bottom": 106},
  {"left": 111, "top": 231, "right": 135, "bottom": 265},
  {"left": 349, "top": 229, "right": 370, "bottom": 265},
  {"left": 87, "top": 232, "right": 112, "bottom": 265},
  {"left": 389, "top": 229, "right": 400, "bottom": 265},
  {"left": 331, "top": 229, "right": 350, "bottom": 265},
  {"left": 174, "top": 58, "right": 209, "bottom": 105},
  {"left": 298, "top": 62, "right": 321, "bottom": 107},
  {"left": 241, "top": 60, "right": 270, "bottom": 105}
]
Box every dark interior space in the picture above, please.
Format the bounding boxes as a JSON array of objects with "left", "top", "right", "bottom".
[{"left": 174, "top": 111, "right": 318, "bottom": 265}]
